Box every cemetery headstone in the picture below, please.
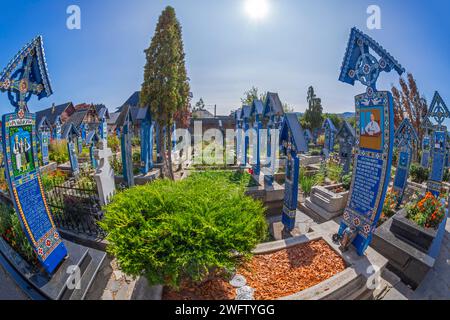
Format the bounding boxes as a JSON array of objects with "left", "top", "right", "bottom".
[
  {"left": 99, "top": 117, "right": 107, "bottom": 140},
  {"left": 336, "top": 27, "right": 405, "bottom": 255},
  {"left": 322, "top": 118, "right": 337, "bottom": 157},
  {"left": 235, "top": 109, "right": 243, "bottom": 165},
  {"left": 242, "top": 106, "right": 251, "bottom": 166},
  {"left": 140, "top": 107, "right": 153, "bottom": 174},
  {"left": 87, "top": 131, "right": 99, "bottom": 169},
  {"left": 425, "top": 92, "right": 450, "bottom": 197},
  {"left": 40, "top": 131, "right": 50, "bottom": 166},
  {"left": 77, "top": 135, "right": 83, "bottom": 154},
  {"left": 94, "top": 140, "right": 116, "bottom": 205},
  {"left": 280, "top": 114, "right": 308, "bottom": 231},
  {"left": 421, "top": 135, "right": 431, "bottom": 168},
  {"left": 68, "top": 137, "right": 80, "bottom": 176},
  {"left": 120, "top": 106, "right": 134, "bottom": 187},
  {"left": 336, "top": 121, "right": 356, "bottom": 175},
  {"left": 54, "top": 120, "right": 62, "bottom": 141},
  {"left": 251, "top": 100, "right": 263, "bottom": 175},
  {"left": 393, "top": 118, "right": 419, "bottom": 207},
  {"left": 0, "top": 36, "right": 67, "bottom": 274}
]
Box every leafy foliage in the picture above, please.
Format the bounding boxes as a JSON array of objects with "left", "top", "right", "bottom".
[
  {"left": 241, "top": 86, "right": 266, "bottom": 106},
  {"left": 0, "top": 202, "right": 36, "bottom": 265},
  {"left": 49, "top": 139, "right": 69, "bottom": 164},
  {"left": 100, "top": 171, "right": 267, "bottom": 289},
  {"left": 410, "top": 163, "right": 429, "bottom": 184},
  {"left": 41, "top": 170, "right": 68, "bottom": 192},
  {"left": 406, "top": 192, "right": 446, "bottom": 229},
  {"left": 107, "top": 135, "right": 121, "bottom": 153}
]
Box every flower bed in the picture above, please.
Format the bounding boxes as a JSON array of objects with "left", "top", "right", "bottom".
[{"left": 163, "top": 239, "right": 346, "bottom": 300}]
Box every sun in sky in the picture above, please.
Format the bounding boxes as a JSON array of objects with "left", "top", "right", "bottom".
[{"left": 244, "top": 0, "right": 270, "bottom": 20}]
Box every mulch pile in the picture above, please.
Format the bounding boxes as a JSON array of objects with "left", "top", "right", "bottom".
[{"left": 163, "top": 239, "right": 346, "bottom": 300}]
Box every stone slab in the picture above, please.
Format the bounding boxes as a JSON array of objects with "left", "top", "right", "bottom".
[{"left": 372, "top": 217, "right": 436, "bottom": 289}]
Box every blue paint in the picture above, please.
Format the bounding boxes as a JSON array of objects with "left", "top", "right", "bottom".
[
  {"left": 0, "top": 36, "right": 67, "bottom": 274},
  {"left": 40, "top": 131, "right": 50, "bottom": 166},
  {"left": 338, "top": 28, "right": 403, "bottom": 255},
  {"left": 68, "top": 141, "right": 79, "bottom": 176}
]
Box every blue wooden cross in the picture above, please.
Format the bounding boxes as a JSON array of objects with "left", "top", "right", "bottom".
[
  {"left": 425, "top": 92, "right": 450, "bottom": 197},
  {"left": 393, "top": 118, "right": 419, "bottom": 206},
  {"left": 337, "top": 27, "right": 404, "bottom": 255}
]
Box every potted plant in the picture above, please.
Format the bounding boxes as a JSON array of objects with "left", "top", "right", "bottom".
[{"left": 390, "top": 192, "right": 447, "bottom": 254}]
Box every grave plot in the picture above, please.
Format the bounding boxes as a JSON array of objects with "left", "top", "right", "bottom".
[
  {"left": 0, "top": 36, "right": 112, "bottom": 300},
  {"left": 372, "top": 92, "right": 450, "bottom": 289}
]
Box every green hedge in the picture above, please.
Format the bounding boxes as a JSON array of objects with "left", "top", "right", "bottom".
[{"left": 100, "top": 171, "right": 267, "bottom": 288}]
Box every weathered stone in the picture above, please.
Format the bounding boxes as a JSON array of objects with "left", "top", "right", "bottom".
[{"left": 230, "top": 274, "right": 246, "bottom": 288}]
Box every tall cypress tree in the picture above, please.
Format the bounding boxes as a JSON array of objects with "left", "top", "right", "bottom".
[{"left": 140, "top": 6, "right": 190, "bottom": 180}]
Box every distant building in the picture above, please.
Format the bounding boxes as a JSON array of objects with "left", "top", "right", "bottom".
[{"left": 36, "top": 102, "right": 76, "bottom": 141}]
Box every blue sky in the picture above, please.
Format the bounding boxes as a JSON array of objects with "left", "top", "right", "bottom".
[{"left": 0, "top": 0, "right": 449, "bottom": 116}]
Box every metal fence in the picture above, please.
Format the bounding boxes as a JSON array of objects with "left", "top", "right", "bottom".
[{"left": 45, "top": 172, "right": 106, "bottom": 239}]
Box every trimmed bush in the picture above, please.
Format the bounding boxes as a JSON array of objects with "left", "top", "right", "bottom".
[
  {"left": 100, "top": 171, "right": 267, "bottom": 288},
  {"left": 410, "top": 163, "right": 429, "bottom": 184},
  {"left": 49, "top": 139, "right": 69, "bottom": 164}
]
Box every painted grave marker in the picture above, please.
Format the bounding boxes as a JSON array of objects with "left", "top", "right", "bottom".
[
  {"left": 393, "top": 118, "right": 419, "bottom": 207},
  {"left": 425, "top": 92, "right": 450, "bottom": 197},
  {"left": 336, "top": 121, "right": 356, "bottom": 175},
  {"left": 336, "top": 27, "right": 405, "bottom": 255},
  {"left": 280, "top": 114, "right": 308, "bottom": 231},
  {"left": 0, "top": 36, "right": 67, "bottom": 274}
]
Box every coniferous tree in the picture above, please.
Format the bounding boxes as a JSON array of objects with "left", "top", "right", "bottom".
[
  {"left": 304, "top": 86, "right": 323, "bottom": 131},
  {"left": 140, "top": 6, "right": 190, "bottom": 180}
]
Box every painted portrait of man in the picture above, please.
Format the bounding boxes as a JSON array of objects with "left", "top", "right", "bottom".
[{"left": 360, "top": 108, "right": 383, "bottom": 151}]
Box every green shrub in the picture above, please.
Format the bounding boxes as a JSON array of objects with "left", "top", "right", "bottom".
[
  {"left": 410, "top": 163, "right": 429, "bottom": 184},
  {"left": 100, "top": 172, "right": 267, "bottom": 289},
  {"left": 327, "top": 161, "right": 343, "bottom": 183},
  {"left": 41, "top": 170, "right": 68, "bottom": 192},
  {"left": 341, "top": 173, "right": 352, "bottom": 190},
  {"left": 191, "top": 170, "right": 259, "bottom": 188},
  {"left": 444, "top": 169, "right": 450, "bottom": 182},
  {"left": 299, "top": 170, "right": 315, "bottom": 196},
  {"left": 131, "top": 136, "right": 141, "bottom": 147},
  {"left": 0, "top": 202, "right": 36, "bottom": 265},
  {"left": 49, "top": 139, "right": 69, "bottom": 164},
  {"left": 107, "top": 135, "right": 121, "bottom": 153}
]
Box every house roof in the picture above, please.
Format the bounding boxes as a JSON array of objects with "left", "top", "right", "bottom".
[
  {"left": 193, "top": 109, "right": 214, "bottom": 118},
  {"left": 281, "top": 113, "right": 308, "bottom": 153},
  {"left": 65, "top": 109, "right": 89, "bottom": 129},
  {"left": 117, "top": 91, "right": 142, "bottom": 112},
  {"left": 36, "top": 102, "right": 72, "bottom": 126},
  {"left": 264, "top": 92, "right": 284, "bottom": 117}
]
